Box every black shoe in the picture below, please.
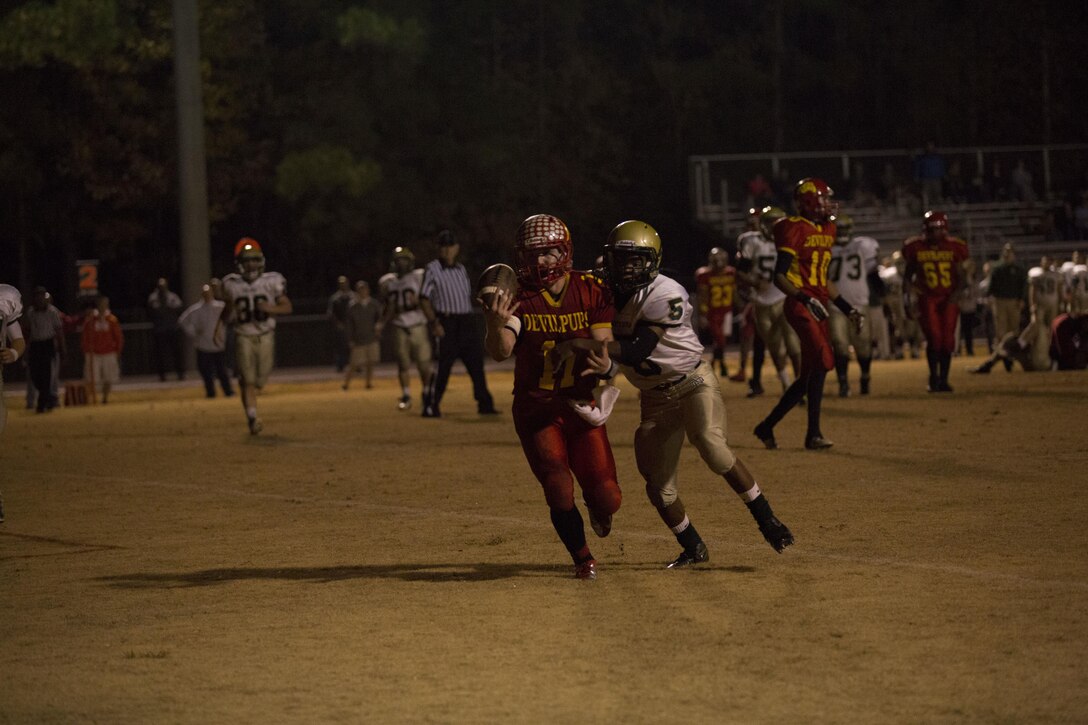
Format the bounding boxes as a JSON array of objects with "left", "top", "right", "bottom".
[
  {"left": 758, "top": 515, "right": 794, "bottom": 553},
  {"left": 805, "top": 435, "right": 834, "bottom": 450},
  {"left": 838, "top": 381, "right": 850, "bottom": 398},
  {"left": 588, "top": 507, "right": 612, "bottom": 538},
  {"left": 754, "top": 422, "right": 777, "bottom": 450},
  {"left": 422, "top": 405, "right": 441, "bottom": 418},
  {"left": 860, "top": 376, "right": 870, "bottom": 395},
  {"left": 937, "top": 381, "right": 954, "bottom": 393},
  {"left": 1003, "top": 359, "right": 1013, "bottom": 372},
  {"left": 746, "top": 379, "right": 764, "bottom": 398},
  {"left": 927, "top": 377, "right": 939, "bottom": 393},
  {"left": 666, "top": 541, "right": 709, "bottom": 569},
  {"left": 478, "top": 407, "right": 500, "bottom": 415},
  {"left": 967, "top": 365, "right": 991, "bottom": 374},
  {"left": 396, "top": 395, "right": 412, "bottom": 411}
]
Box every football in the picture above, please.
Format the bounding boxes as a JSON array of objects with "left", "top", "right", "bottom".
[{"left": 476, "top": 263, "right": 518, "bottom": 306}]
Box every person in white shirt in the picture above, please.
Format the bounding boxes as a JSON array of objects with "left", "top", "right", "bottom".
[
  {"left": 557, "top": 221, "right": 794, "bottom": 568},
  {"left": 180, "top": 282, "right": 234, "bottom": 399}
]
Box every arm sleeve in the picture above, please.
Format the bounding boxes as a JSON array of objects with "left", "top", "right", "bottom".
[
  {"left": 615, "top": 325, "right": 660, "bottom": 365},
  {"left": 774, "top": 250, "right": 794, "bottom": 277}
]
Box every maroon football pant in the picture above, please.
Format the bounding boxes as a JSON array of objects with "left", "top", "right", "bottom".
[
  {"left": 512, "top": 397, "right": 622, "bottom": 516},
  {"left": 784, "top": 297, "right": 834, "bottom": 376},
  {"left": 917, "top": 295, "right": 959, "bottom": 355}
]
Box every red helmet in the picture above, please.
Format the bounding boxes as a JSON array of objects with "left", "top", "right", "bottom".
[
  {"left": 514, "top": 214, "right": 573, "bottom": 288},
  {"left": 793, "top": 178, "right": 835, "bottom": 222},
  {"left": 234, "top": 237, "right": 265, "bottom": 281},
  {"left": 923, "top": 210, "right": 949, "bottom": 242}
]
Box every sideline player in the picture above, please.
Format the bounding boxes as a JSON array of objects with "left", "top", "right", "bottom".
[
  {"left": 0, "top": 283, "right": 27, "bottom": 523},
  {"left": 736, "top": 205, "right": 800, "bottom": 396},
  {"left": 828, "top": 213, "right": 882, "bottom": 396},
  {"left": 379, "top": 247, "right": 433, "bottom": 412},
  {"left": 694, "top": 247, "right": 736, "bottom": 379},
  {"left": 481, "top": 214, "right": 622, "bottom": 580},
  {"left": 558, "top": 220, "right": 794, "bottom": 567},
  {"left": 754, "top": 178, "right": 863, "bottom": 451},
  {"left": 216, "top": 238, "right": 292, "bottom": 434},
  {"left": 901, "top": 211, "right": 970, "bottom": 392}
]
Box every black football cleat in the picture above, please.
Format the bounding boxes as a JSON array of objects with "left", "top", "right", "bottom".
[
  {"left": 396, "top": 395, "right": 412, "bottom": 411},
  {"left": 860, "top": 376, "right": 870, "bottom": 395},
  {"left": 805, "top": 435, "right": 834, "bottom": 450},
  {"left": 747, "top": 379, "right": 765, "bottom": 398},
  {"left": 588, "top": 507, "right": 612, "bottom": 538},
  {"left": 758, "top": 515, "right": 794, "bottom": 553},
  {"left": 838, "top": 381, "right": 850, "bottom": 398},
  {"left": 936, "top": 381, "right": 954, "bottom": 393},
  {"left": 754, "top": 422, "right": 778, "bottom": 450},
  {"left": 666, "top": 541, "right": 709, "bottom": 569}
]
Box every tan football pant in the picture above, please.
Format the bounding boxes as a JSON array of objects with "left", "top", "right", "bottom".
[
  {"left": 393, "top": 324, "right": 432, "bottom": 373},
  {"left": 753, "top": 300, "right": 800, "bottom": 362},
  {"left": 829, "top": 306, "right": 873, "bottom": 359},
  {"left": 635, "top": 360, "right": 737, "bottom": 510},
  {"left": 991, "top": 297, "right": 1022, "bottom": 340},
  {"left": 235, "top": 331, "right": 276, "bottom": 389}
]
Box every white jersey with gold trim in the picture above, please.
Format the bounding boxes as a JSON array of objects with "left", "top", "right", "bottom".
[
  {"left": 736, "top": 231, "right": 785, "bottom": 306},
  {"left": 1028, "top": 265, "right": 1063, "bottom": 309},
  {"left": 222, "top": 271, "right": 286, "bottom": 336},
  {"left": 379, "top": 269, "right": 426, "bottom": 329},
  {"left": 830, "top": 235, "right": 880, "bottom": 308},
  {"left": 613, "top": 274, "right": 703, "bottom": 391}
]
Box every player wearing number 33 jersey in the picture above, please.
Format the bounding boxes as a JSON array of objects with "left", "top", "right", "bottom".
[{"left": 591, "top": 220, "right": 794, "bottom": 567}]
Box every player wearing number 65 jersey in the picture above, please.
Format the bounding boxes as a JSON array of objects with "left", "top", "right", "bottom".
[
  {"left": 902, "top": 211, "right": 970, "bottom": 393},
  {"left": 482, "top": 214, "right": 622, "bottom": 581},
  {"left": 754, "top": 178, "right": 862, "bottom": 451},
  {"left": 558, "top": 221, "right": 794, "bottom": 567},
  {"left": 217, "top": 238, "right": 292, "bottom": 435}
]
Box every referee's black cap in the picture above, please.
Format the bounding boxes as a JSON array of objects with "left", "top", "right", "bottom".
[{"left": 438, "top": 229, "right": 457, "bottom": 247}]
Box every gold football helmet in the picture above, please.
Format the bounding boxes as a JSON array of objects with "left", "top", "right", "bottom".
[
  {"left": 833, "top": 213, "right": 853, "bottom": 244},
  {"left": 759, "top": 206, "right": 786, "bottom": 239},
  {"left": 391, "top": 246, "right": 415, "bottom": 275},
  {"left": 604, "top": 220, "right": 662, "bottom": 295}
]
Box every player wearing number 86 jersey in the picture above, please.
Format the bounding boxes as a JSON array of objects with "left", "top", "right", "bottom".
[{"left": 218, "top": 238, "right": 292, "bottom": 434}]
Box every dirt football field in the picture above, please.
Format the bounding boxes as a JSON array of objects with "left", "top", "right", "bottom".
[{"left": 2, "top": 357, "right": 1086, "bottom": 723}]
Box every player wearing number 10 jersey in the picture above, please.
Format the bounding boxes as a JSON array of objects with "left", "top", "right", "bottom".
[
  {"left": 754, "top": 178, "right": 863, "bottom": 451},
  {"left": 902, "top": 211, "right": 970, "bottom": 392},
  {"left": 218, "top": 238, "right": 292, "bottom": 434},
  {"left": 482, "top": 214, "right": 622, "bottom": 580}
]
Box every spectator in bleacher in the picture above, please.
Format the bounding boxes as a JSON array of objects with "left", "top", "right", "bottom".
[
  {"left": 988, "top": 244, "right": 1028, "bottom": 369},
  {"left": 1073, "top": 192, "right": 1088, "bottom": 240},
  {"left": 912, "top": 140, "right": 946, "bottom": 209},
  {"left": 745, "top": 172, "right": 774, "bottom": 210},
  {"left": 984, "top": 159, "right": 1008, "bottom": 202},
  {"left": 944, "top": 159, "right": 968, "bottom": 204},
  {"left": 1009, "top": 160, "right": 1036, "bottom": 204}
]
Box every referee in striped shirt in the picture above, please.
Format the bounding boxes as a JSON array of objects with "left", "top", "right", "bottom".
[{"left": 419, "top": 230, "right": 498, "bottom": 418}]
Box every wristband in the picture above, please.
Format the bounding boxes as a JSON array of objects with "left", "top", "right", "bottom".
[
  {"left": 7, "top": 347, "right": 18, "bottom": 362},
  {"left": 596, "top": 359, "right": 619, "bottom": 380},
  {"left": 832, "top": 296, "right": 855, "bottom": 315}
]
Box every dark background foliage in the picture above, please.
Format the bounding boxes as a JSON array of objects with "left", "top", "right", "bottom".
[{"left": 2, "top": 0, "right": 1086, "bottom": 312}]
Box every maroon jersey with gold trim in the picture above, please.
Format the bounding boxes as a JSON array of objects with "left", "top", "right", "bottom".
[
  {"left": 773, "top": 216, "right": 837, "bottom": 303},
  {"left": 512, "top": 272, "right": 613, "bottom": 402},
  {"left": 694, "top": 265, "right": 737, "bottom": 315},
  {"left": 902, "top": 236, "right": 970, "bottom": 300}
]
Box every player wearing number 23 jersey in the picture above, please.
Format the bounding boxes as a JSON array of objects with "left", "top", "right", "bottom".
[
  {"left": 902, "top": 210, "right": 970, "bottom": 392},
  {"left": 482, "top": 214, "right": 622, "bottom": 580}
]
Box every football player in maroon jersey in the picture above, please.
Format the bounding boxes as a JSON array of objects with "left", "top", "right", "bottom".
[
  {"left": 481, "top": 214, "right": 622, "bottom": 580},
  {"left": 754, "top": 178, "right": 862, "bottom": 450},
  {"left": 902, "top": 211, "right": 971, "bottom": 392}
]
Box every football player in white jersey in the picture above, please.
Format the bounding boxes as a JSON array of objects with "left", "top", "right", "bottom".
[
  {"left": 0, "top": 283, "right": 27, "bottom": 523},
  {"left": 735, "top": 206, "right": 800, "bottom": 396},
  {"left": 828, "top": 214, "right": 882, "bottom": 396},
  {"left": 379, "top": 246, "right": 434, "bottom": 412},
  {"left": 215, "top": 238, "right": 292, "bottom": 434},
  {"left": 557, "top": 221, "right": 794, "bottom": 567}
]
